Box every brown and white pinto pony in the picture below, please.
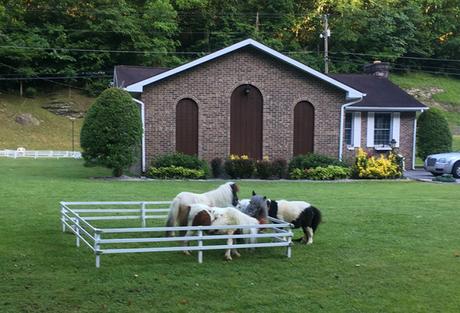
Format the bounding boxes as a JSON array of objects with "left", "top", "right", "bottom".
[
  {"left": 183, "top": 204, "right": 259, "bottom": 260},
  {"left": 165, "top": 182, "right": 239, "bottom": 237},
  {"left": 268, "top": 200, "right": 322, "bottom": 245}
]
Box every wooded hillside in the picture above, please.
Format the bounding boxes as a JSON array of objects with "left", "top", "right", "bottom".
[{"left": 1, "top": 0, "right": 459, "bottom": 92}]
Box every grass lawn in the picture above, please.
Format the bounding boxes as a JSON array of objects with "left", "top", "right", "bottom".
[{"left": 1, "top": 159, "right": 459, "bottom": 312}]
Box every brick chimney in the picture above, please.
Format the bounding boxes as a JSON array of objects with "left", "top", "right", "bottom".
[{"left": 363, "top": 61, "right": 390, "bottom": 78}]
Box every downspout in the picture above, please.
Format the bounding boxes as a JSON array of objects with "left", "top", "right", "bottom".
[
  {"left": 338, "top": 97, "right": 364, "bottom": 161},
  {"left": 132, "top": 98, "right": 146, "bottom": 173},
  {"left": 412, "top": 109, "right": 425, "bottom": 170}
]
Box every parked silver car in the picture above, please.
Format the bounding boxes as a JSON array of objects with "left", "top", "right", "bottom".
[{"left": 424, "top": 152, "right": 460, "bottom": 178}]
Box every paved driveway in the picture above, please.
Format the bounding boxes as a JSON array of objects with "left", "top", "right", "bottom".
[{"left": 405, "top": 169, "right": 460, "bottom": 183}]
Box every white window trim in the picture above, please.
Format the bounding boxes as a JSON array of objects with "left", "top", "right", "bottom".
[
  {"left": 346, "top": 112, "right": 361, "bottom": 150},
  {"left": 353, "top": 112, "right": 361, "bottom": 148},
  {"left": 367, "top": 112, "right": 400, "bottom": 149}
]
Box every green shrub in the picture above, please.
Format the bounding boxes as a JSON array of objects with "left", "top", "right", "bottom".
[
  {"left": 147, "top": 166, "right": 205, "bottom": 179},
  {"left": 224, "top": 155, "right": 255, "bottom": 179},
  {"left": 417, "top": 108, "right": 452, "bottom": 160},
  {"left": 210, "top": 158, "right": 223, "bottom": 178},
  {"left": 80, "top": 88, "right": 142, "bottom": 177},
  {"left": 288, "top": 153, "right": 347, "bottom": 172},
  {"left": 255, "top": 160, "right": 273, "bottom": 179},
  {"left": 272, "top": 159, "right": 288, "bottom": 178},
  {"left": 290, "top": 166, "right": 350, "bottom": 180},
  {"left": 24, "top": 87, "right": 37, "bottom": 98},
  {"left": 152, "top": 153, "right": 209, "bottom": 177}
]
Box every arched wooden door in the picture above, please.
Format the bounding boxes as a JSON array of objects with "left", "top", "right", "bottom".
[
  {"left": 176, "top": 98, "right": 198, "bottom": 155},
  {"left": 230, "top": 85, "right": 263, "bottom": 159},
  {"left": 293, "top": 101, "right": 314, "bottom": 156}
]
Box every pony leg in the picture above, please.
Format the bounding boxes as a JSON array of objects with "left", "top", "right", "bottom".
[
  {"left": 225, "top": 236, "right": 233, "bottom": 260},
  {"left": 300, "top": 226, "right": 309, "bottom": 244},
  {"left": 183, "top": 230, "right": 194, "bottom": 256},
  {"left": 306, "top": 227, "right": 314, "bottom": 245}
]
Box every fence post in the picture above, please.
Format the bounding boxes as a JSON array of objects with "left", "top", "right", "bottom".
[
  {"left": 286, "top": 225, "right": 293, "bottom": 258},
  {"left": 198, "top": 229, "right": 203, "bottom": 264},
  {"left": 94, "top": 232, "right": 101, "bottom": 268},
  {"left": 75, "top": 219, "right": 80, "bottom": 247},
  {"left": 141, "top": 202, "right": 146, "bottom": 228},
  {"left": 61, "top": 204, "right": 66, "bottom": 233}
]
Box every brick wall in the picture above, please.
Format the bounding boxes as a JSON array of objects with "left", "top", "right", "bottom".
[
  {"left": 141, "top": 47, "right": 346, "bottom": 165},
  {"left": 140, "top": 47, "right": 416, "bottom": 169}
]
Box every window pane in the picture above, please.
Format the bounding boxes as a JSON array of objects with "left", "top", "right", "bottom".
[
  {"left": 344, "top": 113, "right": 352, "bottom": 145},
  {"left": 374, "top": 113, "right": 391, "bottom": 145}
]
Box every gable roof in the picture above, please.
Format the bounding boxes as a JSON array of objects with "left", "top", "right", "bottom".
[
  {"left": 114, "top": 65, "right": 169, "bottom": 88},
  {"left": 331, "top": 74, "right": 427, "bottom": 111},
  {"left": 123, "top": 38, "right": 364, "bottom": 100}
]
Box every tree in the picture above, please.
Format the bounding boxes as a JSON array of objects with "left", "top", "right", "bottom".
[
  {"left": 416, "top": 108, "right": 452, "bottom": 160},
  {"left": 80, "top": 88, "right": 142, "bottom": 177}
]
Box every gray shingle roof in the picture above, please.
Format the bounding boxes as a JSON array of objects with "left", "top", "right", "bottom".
[
  {"left": 114, "top": 65, "right": 169, "bottom": 88},
  {"left": 331, "top": 74, "right": 427, "bottom": 109}
]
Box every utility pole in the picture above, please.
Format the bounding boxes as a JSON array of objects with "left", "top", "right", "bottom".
[{"left": 320, "top": 14, "right": 331, "bottom": 74}]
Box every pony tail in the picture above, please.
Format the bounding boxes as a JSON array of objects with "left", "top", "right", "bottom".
[{"left": 310, "top": 206, "right": 322, "bottom": 232}]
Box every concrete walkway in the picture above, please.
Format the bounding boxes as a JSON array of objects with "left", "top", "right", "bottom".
[{"left": 405, "top": 169, "right": 460, "bottom": 183}]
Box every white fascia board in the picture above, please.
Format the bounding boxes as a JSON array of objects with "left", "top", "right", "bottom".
[
  {"left": 125, "top": 39, "right": 365, "bottom": 99},
  {"left": 346, "top": 106, "right": 427, "bottom": 112}
]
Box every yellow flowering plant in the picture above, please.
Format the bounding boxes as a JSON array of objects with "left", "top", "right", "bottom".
[{"left": 352, "top": 148, "right": 402, "bottom": 179}]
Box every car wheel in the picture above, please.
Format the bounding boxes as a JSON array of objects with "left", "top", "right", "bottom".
[{"left": 452, "top": 162, "right": 460, "bottom": 179}]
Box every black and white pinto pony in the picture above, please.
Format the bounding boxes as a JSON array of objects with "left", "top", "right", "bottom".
[
  {"left": 183, "top": 204, "right": 259, "bottom": 260},
  {"left": 165, "top": 182, "right": 239, "bottom": 237},
  {"left": 267, "top": 200, "right": 322, "bottom": 245}
]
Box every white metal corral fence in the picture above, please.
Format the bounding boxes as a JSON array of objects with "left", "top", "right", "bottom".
[
  {"left": 60, "top": 201, "right": 294, "bottom": 268},
  {"left": 0, "top": 149, "right": 81, "bottom": 159}
]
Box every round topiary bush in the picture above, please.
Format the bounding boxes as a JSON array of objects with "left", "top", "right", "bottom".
[
  {"left": 417, "top": 108, "right": 452, "bottom": 161},
  {"left": 80, "top": 88, "right": 142, "bottom": 177}
]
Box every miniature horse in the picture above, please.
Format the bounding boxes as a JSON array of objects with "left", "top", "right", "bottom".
[
  {"left": 165, "top": 182, "right": 239, "bottom": 237},
  {"left": 267, "top": 200, "right": 322, "bottom": 245},
  {"left": 236, "top": 191, "right": 269, "bottom": 224},
  {"left": 183, "top": 204, "right": 259, "bottom": 260}
]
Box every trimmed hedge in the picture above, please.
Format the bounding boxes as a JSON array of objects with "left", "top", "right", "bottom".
[
  {"left": 147, "top": 166, "right": 205, "bottom": 179},
  {"left": 151, "top": 153, "right": 209, "bottom": 177},
  {"left": 417, "top": 108, "right": 452, "bottom": 160},
  {"left": 290, "top": 165, "right": 350, "bottom": 180},
  {"left": 288, "top": 153, "right": 347, "bottom": 172}
]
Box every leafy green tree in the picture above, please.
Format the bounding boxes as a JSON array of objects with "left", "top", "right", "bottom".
[
  {"left": 417, "top": 108, "right": 452, "bottom": 160},
  {"left": 80, "top": 88, "right": 142, "bottom": 177}
]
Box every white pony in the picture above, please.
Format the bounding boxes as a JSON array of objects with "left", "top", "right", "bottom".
[
  {"left": 210, "top": 206, "right": 259, "bottom": 259},
  {"left": 184, "top": 204, "right": 259, "bottom": 260},
  {"left": 165, "top": 182, "right": 239, "bottom": 237}
]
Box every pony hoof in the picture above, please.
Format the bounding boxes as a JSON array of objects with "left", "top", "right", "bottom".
[
  {"left": 233, "top": 252, "right": 241, "bottom": 257},
  {"left": 183, "top": 251, "right": 192, "bottom": 256},
  {"left": 225, "top": 255, "right": 233, "bottom": 261}
]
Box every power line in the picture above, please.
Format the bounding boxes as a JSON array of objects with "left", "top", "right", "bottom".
[
  {"left": 329, "top": 51, "right": 460, "bottom": 63},
  {"left": 0, "top": 62, "right": 86, "bottom": 89},
  {"left": 2, "top": 44, "right": 460, "bottom": 64},
  {"left": 0, "top": 75, "right": 112, "bottom": 81},
  {"left": 0, "top": 45, "right": 203, "bottom": 55}
]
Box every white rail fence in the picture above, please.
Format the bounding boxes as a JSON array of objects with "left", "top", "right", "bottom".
[
  {"left": 60, "top": 201, "right": 294, "bottom": 268},
  {"left": 0, "top": 149, "right": 81, "bottom": 159}
]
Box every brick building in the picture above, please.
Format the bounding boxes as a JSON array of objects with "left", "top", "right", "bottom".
[{"left": 114, "top": 39, "right": 426, "bottom": 172}]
